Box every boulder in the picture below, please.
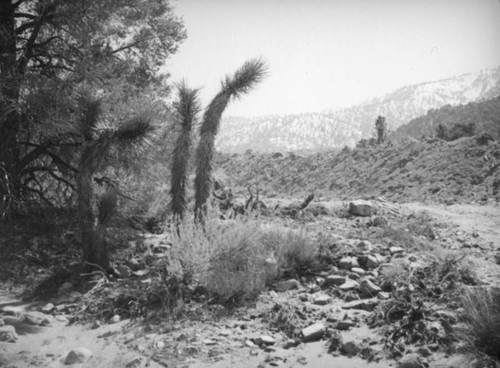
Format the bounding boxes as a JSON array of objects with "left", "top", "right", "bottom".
[
  {"left": 0, "top": 325, "right": 18, "bottom": 342},
  {"left": 64, "top": 348, "right": 93, "bottom": 365},
  {"left": 339, "top": 256, "right": 359, "bottom": 270},
  {"left": 349, "top": 200, "right": 374, "bottom": 217},
  {"left": 359, "top": 279, "right": 381, "bottom": 297},
  {"left": 339, "top": 279, "right": 359, "bottom": 291},
  {"left": 325, "top": 275, "right": 346, "bottom": 286}
]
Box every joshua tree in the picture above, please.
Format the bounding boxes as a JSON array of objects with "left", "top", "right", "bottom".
[
  {"left": 76, "top": 92, "right": 154, "bottom": 271},
  {"left": 170, "top": 82, "right": 201, "bottom": 223},
  {"left": 194, "top": 58, "right": 267, "bottom": 221}
]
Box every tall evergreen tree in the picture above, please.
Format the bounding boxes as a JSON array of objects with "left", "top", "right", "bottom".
[{"left": 194, "top": 58, "right": 267, "bottom": 221}]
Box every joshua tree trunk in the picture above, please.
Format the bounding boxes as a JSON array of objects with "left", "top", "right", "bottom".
[
  {"left": 194, "top": 58, "right": 266, "bottom": 222},
  {"left": 77, "top": 150, "right": 109, "bottom": 271}
]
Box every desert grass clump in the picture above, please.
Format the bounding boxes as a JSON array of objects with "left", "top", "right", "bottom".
[
  {"left": 459, "top": 286, "right": 500, "bottom": 364},
  {"left": 259, "top": 224, "right": 321, "bottom": 278}
]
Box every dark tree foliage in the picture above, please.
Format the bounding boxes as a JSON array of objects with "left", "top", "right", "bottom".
[{"left": 0, "top": 0, "right": 185, "bottom": 216}]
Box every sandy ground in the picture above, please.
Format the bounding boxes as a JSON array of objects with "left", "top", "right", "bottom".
[{"left": 1, "top": 202, "right": 499, "bottom": 368}]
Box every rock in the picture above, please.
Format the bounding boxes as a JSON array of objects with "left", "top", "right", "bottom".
[
  {"left": 259, "top": 335, "right": 276, "bottom": 345},
  {"left": 125, "top": 356, "right": 144, "bottom": 368},
  {"left": 0, "top": 325, "right": 18, "bottom": 342},
  {"left": 365, "top": 254, "right": 381, "bottom": 269},
  {"left": 110, "top": 314, "right": 121, "bottom": 323},
  {"left": 342, "top": 298, "right": 379, "bottom": 311},
  {"left": 325, "top": 275, "right": 346, "bottom": 286},
  {"left": 349, "top": 200, "right": 374, "bottom": 217},
  {"left": 356, "top": 241, "right": 373, "bottom": 252},
  {"left": 24, "top": 311, "right": 52, "bottom": 326},
  {"left": 275, "top": 279, "right": 300, "bottom": 292},
  {"left": 203, "top": 339, "right": 216, "bottom": 346},
  {"left": 91, "top": 321, "right": 101, "bottom": 329},
  {"left": 416, "top": 346, "right": 432, "bottom": 358},
  {"left": 300, "top": 323, "right": 326, "bottom": 342},
  {"left": 339, "top": 279, "right": 359, "bottom": 291},
  {"left": 156, "top": 341, "right": 166, "bottom": 349},
  {"left": 494, "top": 252, "right": 500, "bottom": 265},
  {"left": 334, "top": 320, "right": 356, "bottom": 330},
  {"left": 339, "top": 256, "right": 359, "bottom": 270},
  {"left": 313, "top": 295, "right": 331, "bottom": 305},
  {"left": 0, "top": 306, "right": 23, "bottom": 317},
  {"left": 351, "top": 267, "right": 366, "bottom": 275},
  {"left": 397, "top": 353, "right": 425, "bottom": 368},
  {"left": 341, "top": 340, "right": 360, "bottom": 357},
  {"left": 328, "top": 332, "right": 343, "bottom": 353},
  {"left": 55, "top": 315, "right": 69, "bottom": 323},
  {"left": 41, "top": 303, "right": 54, "bottom": 314},
  {"left": 390, "top": 246, "right": 404, "bottom": 255},
  {"left": 245, "top": 339, "right": 256, "bottom": 347},
  {"left": 64, "top": 348, "right": 93, "bottom": 365},
  {"left": 0, "top": 318, "right": 4, "bottom": 326},
  {"left": 359, "top": 279, "right": 381, "bottom": 297}
]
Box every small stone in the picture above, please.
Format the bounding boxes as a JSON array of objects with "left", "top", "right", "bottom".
[
  {"left": 126, "top": 356, "right": 143, "bottom": 368},
  {"left": 313, "top": 295, "right": 331, "bottom": 305},
  {"left": 342, "top": 298, "right": 379, "bottom": 311},
  {"left": 116, "top": 265, "right": 133, "bottom": 278},
  {"left": 24, "top": 311, "right": 52, "bottom": 326},
  {"left": 334, "top": 320, "right": 356, "bottom": 330},
  {"left": 245, "top": 339, "right": 256, "bottom": 347},
  {"left": 55, "top": 315, "right": 69, "bottom": 323},
  {"left": 0, "top": 325, "right": 18, "bottom": 342},
  {"left": 325, "top": 275, "right": 346, "bottom": 286},
  {"left": 156, "top": 340, "right": 165, "bottom": 349},
  {"left": 91, "top": 321, "right": 101, "bottom": 329},
  {"left": 41, "top": 303, "right": 54, "bottom": 314},
  {"left": 357, "top": 241, "right": 373, "bottom": 252},
  {"left": 349, "top": 200, "right": 374, "bottom": 217},
  {"left": 416, "top": 346, "right": 432, "bottom": 358},
  {"left": 341, "top": 340, "right": 360, "bottom": 357},
  {"left": 259, "top": 335, "right": 276, "bottom": 345},
  {"left": 390, "top": 246, "right": 404, "bottom": 255},
  {"left": 0, "top": 318, "right": 4, "bottom": 326},
  {"left": 372, "top": 216, "right": 388, "bottom": 227},
  {"left": 300, "top": 323, "right": 325, "bottom": 342},
  {"left": 351, "top": 267, "right": 365, "bottom": 275},
  {"left": 397, "top": 353, "right": 425, "bottom": 368},
  {"left": 0, "top": 306, "right": 23, "bottom": 317},
  {"left": 359, "top": 279, "right": 381, "bottom": 297},
  {"left": 365, "top": 254, "right": 380, "bottom": 269},
  {"left": 203, "top": 339, "right": 216, "bottom": 346},
  {"left": 339, "top": 279, "right": 359, "bottom": 291},
  {"left": 110, "top": 314, "right": 120, "bottom": 323},
  {"left": 64, "top": 348, "right": 93, "bottom": 365},
  {"left": 339, "top": 256, "right": 359, "bottom": 270},
  {"left": 275, "top": 279, "right": 300, "bottom": 292}
]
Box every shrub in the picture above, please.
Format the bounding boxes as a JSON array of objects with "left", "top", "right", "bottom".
[{"left": 460, "top": 286, "right": 500, "bottom": 363}]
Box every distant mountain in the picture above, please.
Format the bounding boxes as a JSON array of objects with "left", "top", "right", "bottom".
[{"left": 216, "top": 67, "right": 500, "bottom": 153}]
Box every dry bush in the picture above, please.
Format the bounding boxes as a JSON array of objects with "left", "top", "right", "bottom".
[
  {"left": 169, "top": 217, "right": 316, "bottom": 306},
  {"left": 459, "top": 286, "right": 500, "bottom": 365}
]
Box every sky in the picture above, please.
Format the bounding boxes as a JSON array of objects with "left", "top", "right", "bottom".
[{"left": 165, "top": 0, "right": 500, "bottom": 117}]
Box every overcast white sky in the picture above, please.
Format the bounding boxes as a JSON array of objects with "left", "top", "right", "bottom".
[{"left": 166, "top": 0, "right": 500, "bottom": 117}]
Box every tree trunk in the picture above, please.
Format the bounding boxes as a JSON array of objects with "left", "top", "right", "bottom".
[
  {"left": 77, "top": 162, "right": 108, "bottom": 271},
  {"left": 0, "top": 0, "right": 21, "bottom": 203}
]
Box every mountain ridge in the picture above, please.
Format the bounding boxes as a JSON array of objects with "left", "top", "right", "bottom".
[{"left": 216, "top": 66, "right": 500, "bottom": 153}]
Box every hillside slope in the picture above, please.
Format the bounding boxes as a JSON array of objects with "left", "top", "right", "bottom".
[
  {"left": 216, "top": 67, "right": 500, "bottom": 153},
  {"left": 392, "top": 95, "right": 500, "bottom": 141},
  {"left": 216, "top": 137, "right": 500, "bottom": 204}
]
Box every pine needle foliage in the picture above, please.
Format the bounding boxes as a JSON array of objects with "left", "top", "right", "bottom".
[
  {"left": 194, "top": 58, "right": 267, "bottom": 219},
  {"left": 170, "top": 81, "right": 201, "bottom": 221}
]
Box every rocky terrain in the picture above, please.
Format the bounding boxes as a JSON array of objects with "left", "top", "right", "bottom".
[
  {"left": 215, "top": 135, "right": 500, "bottom": 205},
  {"left": 216, "top": 67, "right": 500, "bottom": 153},
  {"left": 1, "top": 198, "right": 500, "bottom": 368}
]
